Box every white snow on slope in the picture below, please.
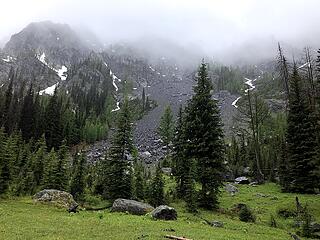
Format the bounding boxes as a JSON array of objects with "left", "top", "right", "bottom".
[
  {"left": 232, "top": 97, "right": 241, "bottom": 108},
  {"left": 104, "top": 62, "right": 122, "bottom": 112},
  {"left": 244, "top": 78, "right": 256, "bottom": 93},
  {"left": 39, "top": 83, "right": 59, "bottom": 96},
  {"left": 111, "top": 101, "right": 120, "bottom": 112},
  {"left": 149, "top": 66, "right": 155, "bottom": 72},
  {"left": 2, "top": 55, "right": 15, "bottom": 63},
  {"left": 36, "top": 52, "right": 68, "bottom": 81},
  {"left": 57, "top": 66, "right": 68, "bottom": 81},
  {"left": 0, "top": 84, "right": 4, "bottom": 88},
  {"left": 298, "top": 62, "right": 311, "bottom": 69}
]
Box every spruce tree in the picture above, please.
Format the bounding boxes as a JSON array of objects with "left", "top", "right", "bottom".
[
  {"left": 173, "top": 105, "right": 188, "bottom": 197},
  {"left": 284, "top": 65, "right": 318, "bottom": 193},
  {"left": 70, "top": 153, "right": 86, "bottom": 200},
  {"left": 103, "top": 98, "right": 133, "bottom": 200},
  {"left": 158, "top": 105, "right": 175, "bottom": 147},
  {"left": 148, "top": 164, "right": 165, "bottom": 207},
  {"left": 0, "top": 128, "right": 10, "bottom": 194},
  {"left": 134, "top": 163, "right": 145, "bottom": 201},
  {"left": 45, "top": 88, "right": 63, "bottom": 150},
  {"left": 183, "top": 62, "right": 225, "bottom": 209},
  {"left": 19, "top": 84, "right": 36, "bottom": 140}
]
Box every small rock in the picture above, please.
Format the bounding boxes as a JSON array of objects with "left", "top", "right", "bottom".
[
  {"left": 151, "top": 205, "right": 177, "bottom": 220},
  {"left": 225, "top": 183, "right": 238, "bottom": 196},
  {"left": 235, "top": 176, "right": 250, "bottom": 184},
  {"left": 161, "top": 167, "right": 172, "bottom": 175},
  {"left": 209, "top": 220, "right": 224, "bottom": 228},
  {"left": 111, "top": 199, "right": 154, "bottom": 215}
]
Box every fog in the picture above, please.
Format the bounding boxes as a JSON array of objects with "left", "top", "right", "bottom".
[{"left": 1, "top": 0, "right": 320, "bottom": 63}]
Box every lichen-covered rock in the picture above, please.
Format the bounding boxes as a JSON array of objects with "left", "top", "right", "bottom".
[
  {"left": 151, "top": 205, "right": 177, "bottom": 220},
  {"left": 111, "top": 199, "right": 154, "bottom": 215},
  {"left": 225, "top": 183, "right": 238, "bottom": 196},
  {"left": 33, "top": 189, "right": 78, "bottom": 209}
]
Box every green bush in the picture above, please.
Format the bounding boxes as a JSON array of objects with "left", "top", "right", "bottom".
[{"left": 239, "top": 205, "right": 255, "bottom": 223}]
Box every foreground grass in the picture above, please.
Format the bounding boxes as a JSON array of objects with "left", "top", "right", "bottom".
[{"left": 0, "top": 183, "right": 318, "bottom": 240}]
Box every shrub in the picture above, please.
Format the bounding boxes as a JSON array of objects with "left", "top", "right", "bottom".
[
  {"left": 277, "top": 207, "right": 297, "bottom": 218},
  {"left": 239, "top": 205, "right": 255, "bottom": 222}
]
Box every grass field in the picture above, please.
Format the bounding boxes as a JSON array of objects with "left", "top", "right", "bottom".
[{"left": 0, "top": 183, "right": 319, "bottom": 240}]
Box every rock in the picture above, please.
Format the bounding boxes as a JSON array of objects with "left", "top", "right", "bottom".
[
  {"left": 209, "top": 220, "right": 224, "bottom": 228},
  {"left": 311, "top": 222, "right": 320, "bottom": 232},
  {"left": 161, "top": 167, "right": 172, "bottom": 175},
  {"left": 255, "top": 193, "right": 269, "bottom": 198},
  {"left": 111, "top": 199, "right": 154, "bottom": 215},
  {"left": 141, "top": 151, "right": 152, "bottom": 158},
  {"left": 235, "top": 176, "right": 250, "bottom": 184},
  {"left": 151, "top": 205, "right": 177, "bottom": 220},
  {"left": 33, "top": 189, "right": 78, "bottom": 209},
  {"left": 225, "top": 183, "right": 238, "bottom": 196},
  {"left": 249, "top": 181, "right": 259, "bottom": 186}
]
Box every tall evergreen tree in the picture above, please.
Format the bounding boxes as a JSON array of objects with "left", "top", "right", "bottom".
[
  {"left": 183, "top": 62, "right": 225, "bottom": 209},
  {"left": 103, "top": 98, "right": 133, "bottom": 200},
  {"left": 158, "top": 105, "right": 175, "bottom": 147},
  {"left": 70, "top": 153, "right": 86, "bottom": 200},
  {"left": 45, "top": 88, "right": 63, "bottom": 150},
  {"left": 284, "top": 65, "right": 318, "bottom": 193},
  {"left": 0, "top": 128, "right": 10, "bottom": 194},
  {"left": 148, "top": 164, "right": 165, "bottom": 207},
  {"left": 19, "top": 84, "right": 36, "bottom": 140}
]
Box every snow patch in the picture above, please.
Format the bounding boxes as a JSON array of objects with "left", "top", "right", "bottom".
[
  {"left": 244, "top": 78, "right": 256, "bottom": 93},
  {"left": 36, "top": 52, "right": 67, "bottom": 81},
  {"left": 111, "top": 101, "right": 120, "bottom": 112},
  {"left": 149, "top": 66, "right": 155, "bottom": 72},
  {"left": 298, "top": 62, "right": 310, "bottom": 69},
  {"left": 39, "top": 83, "right": 59, "bottom": 96},
  {"left": 232, "top": 97, "right": 241, "bottom": 108},
  {"left": 2, "top": 55, "right": 15, "bottom": 63}
]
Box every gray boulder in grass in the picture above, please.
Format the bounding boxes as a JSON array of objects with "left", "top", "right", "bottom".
[
  {"left": 33, "top": 189, "right": 78, "bottom": 209},
  {"left": 111, "top": 199, "right": 154, "bottom": 215},
  {"left": 151, "top": 205, "right": 177, "bottom": 220}
]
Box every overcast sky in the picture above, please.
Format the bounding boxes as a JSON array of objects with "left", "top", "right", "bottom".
[{"left": 1, "top": 0, "right": 320, "bottom": 57}]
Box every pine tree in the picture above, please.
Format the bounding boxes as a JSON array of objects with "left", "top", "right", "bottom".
[
  {"left": 33, "top": 135, "right": 47, "bottom": 186},
  {"left": 70, "top": 153, "right": 86, "bottom": 200},
  {"left": 0, "top": 128, "right": 10, "bottom": 194},
  {"left": 173, "top": 105, "right": 188, "bottom": 197},
  {"left": 103, "top": 98, "right": 133, "bottom": 200},
  {"left": 134, "top": 163, "right": 145, "bottom": 200},
  {"left": 158, "top": 105, "right": 175, "bottom": 147},
  {"left": 19, "top": 84, "right": 36, "bottom": 140},
  {"left": 183, "top": 62, "right": 225, "bottom": 209},
  {"left": 185, "top": 158, "right": 197, "bottom": 212},
  {"left": 45, "top": 88, "right": 63, "bottom": 150},
  {"left": 284, "top": 65, "right": 318, "bottom": 193},
  {"left": 148, "top": 164, "right": 165, "bottom": 207}
]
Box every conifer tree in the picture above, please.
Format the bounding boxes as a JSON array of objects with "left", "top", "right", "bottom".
[
  {"left": 148, "top": 164, "right": 165, "bottom": 207},
  {"left": 0, "top": 128, "right": 10, "bottom": 194},
  {"left": 184, "top": 158, "right": 197, "bottom": 212},
  {"left": 33, "top": 135, "right": 47, "bottom": 186},
  {"left": 70, "top": 153, "right": 86, "bottom": 200},
  {"left": 183, "top": 62, "right": 225, "bottom": 209},
  {"left": 19, "top": 84, "right": 36, "bottom": 140},
  {"left": 173, "top": 106, "right": 188, "bottom": 197},
  {"left": 45, "top": 88, "right": 63, "bottom": 150},
  {"left": 284, "top": 65, "right": 318, "bottom": 193},
  {"left": 103, "top": 98, "right": 133, "bottom": 200},
  {"left": 158, "top": 105, "right": 175, "bottom": 147},
  {"left": 134, "top": 163, "right": 145, "bottom": 200}
]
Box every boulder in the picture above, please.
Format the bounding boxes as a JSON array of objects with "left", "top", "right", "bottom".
[
  {"left": 209, "top": 220, "right": 224, "bottom": 228},
  {"left": 161, "top": 167, "right": 172, "bottom": 175},
  {"left": 33, "top": 189, "right": 78, "bottom": 209},
  {"left": 151, "top": 205, "right": 177, "bottom": 220},
  {"left": 111, "top": 199, "right": 154, "bottom": 215},
  {"left": 235, "top": 176, "right": 250, "bottom": 184},
  {"left": 225, "top": 183, "right": 238, "bottom": 196}
]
